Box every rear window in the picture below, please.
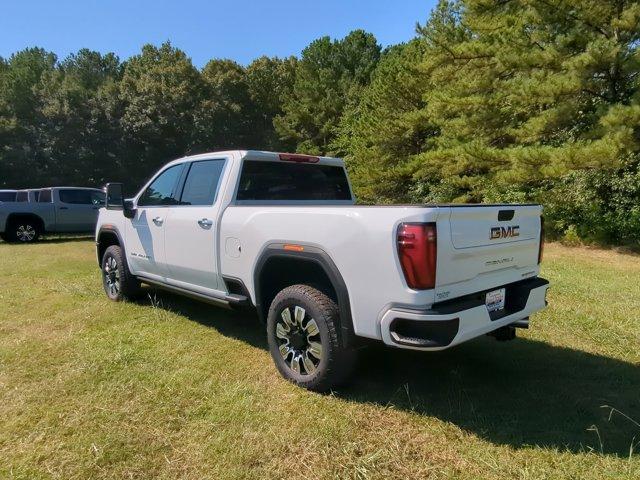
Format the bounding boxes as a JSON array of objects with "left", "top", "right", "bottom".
[
  {"left": 0, "top": 192, "right": 16, "bottom": 202},
  {"left": 236, "top": 161, "right": 351, "bottom": 202}
]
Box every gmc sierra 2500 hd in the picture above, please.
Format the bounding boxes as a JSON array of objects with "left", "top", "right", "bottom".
[{"left": 96, "top": 150, "right": 549, "bottom": 391}]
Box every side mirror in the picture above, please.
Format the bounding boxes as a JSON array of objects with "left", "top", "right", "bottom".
[
  {"left": 106, "top": 182, "right": 124, "bottom": 209},
  {"left": 123, "top": 199, "right": 136, "bottom": 219},
  {"left": 106, "top": 182, "right": 136, "bottom": 219}
]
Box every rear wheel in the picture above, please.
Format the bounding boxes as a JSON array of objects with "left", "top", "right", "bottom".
[
  {"left": 6, "top": 219, "right": 40, "bottom": 243},
  {"left": 267, "top": 284, "right": 356, "bottom": 392},
  {"left": 101, "top": 245, "right": 141, "bottom": 301}
]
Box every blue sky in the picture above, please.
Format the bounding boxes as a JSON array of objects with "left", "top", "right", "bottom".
[{"left": 1, "top": 0, "right": 438, "bottom": 67}]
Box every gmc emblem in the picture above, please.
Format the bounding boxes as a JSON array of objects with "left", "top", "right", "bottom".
[{"left": 490, "top": 225, "right": 520, "bottom": 240}]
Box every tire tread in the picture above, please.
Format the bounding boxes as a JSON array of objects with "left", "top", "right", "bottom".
[
  {"left": 102, "top": 245, "right": 141, "bottom": 301},
  {"left": 267, "top": 284, "right": 356, "bottom": 392}
]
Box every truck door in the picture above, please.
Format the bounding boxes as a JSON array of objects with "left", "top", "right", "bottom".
[
  {"left": 163, "top": 158, "right": 227, "bottom": 293},
  {"left": 125, "top": 164, "right": 185, "bottom": 280},
  {"left": 55, "top": 189, "right": 103, "bottom": 232}
]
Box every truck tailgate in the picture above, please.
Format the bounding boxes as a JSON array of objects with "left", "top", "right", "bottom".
[{"left": 435, "top": 205, "right": 543, "bottom": 301}]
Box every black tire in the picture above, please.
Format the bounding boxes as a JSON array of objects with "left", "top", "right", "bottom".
[
  {"left": 5, "top": 218, "right": 41, "bottom": 243},
  {"left": 267, "top": 284, "right": 357, "bottom": 392},
  {"left": 101, "top": 245, "right": 141, "bottom": 301}
]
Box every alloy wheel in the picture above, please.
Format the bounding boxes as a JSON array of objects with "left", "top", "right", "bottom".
[
  {"left": 104, "top": 256, "right": 120, "bottom": 297},
  {"left": 16, "top": 224, "right": 36, "bottom": 242},
  {"left": 275, "top": 305, "right": 323, "bottom": 375}
]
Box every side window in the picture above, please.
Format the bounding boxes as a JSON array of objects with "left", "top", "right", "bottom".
[
  {"left": 90, "top": 190, "right": 105, "bottom": 205},
  {"left": 138, "top": 164, "right": 183, "bottom": 207},
  {"left": 16, "top": 191, "right": 29, "bottom": 202},
  {"left": 0, "top": 192, "right": 16, "bottom": 202},
  {"left": 38, "top": 189, "right": 52, "bottom": 203},
  {"left": 59, "top": 189, "right": 93, "bottom": 204},
  {"left": 179, "top": 160, "right": 225, "bottom": 206}
]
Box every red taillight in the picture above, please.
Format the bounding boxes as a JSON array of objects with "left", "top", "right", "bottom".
[
  {"left": 279, "top": 153, "right": 319, "bottom": 163},
  {"left": 397, "top": 223, "right": 437, "bottom": 290},
  {"left": 538, "top": 216, "right": 545, "bottom": 264}
]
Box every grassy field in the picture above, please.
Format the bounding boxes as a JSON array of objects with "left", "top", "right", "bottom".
[{"left": 0, "top": 239, "right": 638, "bottom": 479}]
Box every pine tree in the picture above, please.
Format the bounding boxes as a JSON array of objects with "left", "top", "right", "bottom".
[
  {"left": 274, "top": 30, "right": 381, "bottom": 155},
  {"left": 414, "top": 0, "right": 640, "bottom": 201},
  {"left": 119, "top": 42, "right": 203, "bottom": 186}
]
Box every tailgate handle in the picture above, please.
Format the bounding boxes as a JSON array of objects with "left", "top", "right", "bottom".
[{"left": 498, "top": 209, "right": 515, "bottom": 221}]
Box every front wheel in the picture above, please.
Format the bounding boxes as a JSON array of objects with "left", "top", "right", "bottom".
[
  {"left": 101, "top": 245, "right": 141, "bottom": 301},
  {"left": 267, "top": 284, "right": 356, "bottom": 392}
]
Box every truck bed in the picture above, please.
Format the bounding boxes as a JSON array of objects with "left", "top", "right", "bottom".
[{"left": 220, "top": 203, "right": 543, "bottom": 340}]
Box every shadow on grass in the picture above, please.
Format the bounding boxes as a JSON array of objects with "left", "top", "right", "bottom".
[
  {"left": 0, "top": 235, "right": 95, "bottom": 245},
  {"left": 39, "top": 235, "right": 95, "bottom": 244},
  {"left": 140, "top": 287, "right": 640, "bottom": 457}
]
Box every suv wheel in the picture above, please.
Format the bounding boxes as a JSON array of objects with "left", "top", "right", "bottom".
[
  {"left": 7, "top": 219, "right": 40, "bottom": 243},
  {"left": 267, "top": 284, "right": 356, "bottom": 392},
  {"left": 101, "top": 245, "right": 141, "bottom": 301}
]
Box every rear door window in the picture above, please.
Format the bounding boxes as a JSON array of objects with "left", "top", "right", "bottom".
[
  {"left": 16, "top": 191, "right": 29, "bottom": 202},
  {"left": 38, "top": 189, "right": 52, "bottom": 203},
  {"left": 179, "top": 159, "right": 225, "bottom": 206},
  {"left": 236, "top": 161, "right": 352, "bottom": 201}
]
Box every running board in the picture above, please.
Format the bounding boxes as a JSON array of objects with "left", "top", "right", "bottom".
[{"left": 137, "top": 276, "right": 250, "bottom": 309}]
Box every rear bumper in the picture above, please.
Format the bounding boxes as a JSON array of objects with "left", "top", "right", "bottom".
[{"left": 380, "top": 277, "right": 549, "bottom": 351}]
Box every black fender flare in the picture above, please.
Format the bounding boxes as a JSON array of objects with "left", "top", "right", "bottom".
[
  {"left": 253, "top": 243, "right": 355, "bottom": 347},
  {"left": 96, "top": 226, "right": 125, "bottom": 267}
]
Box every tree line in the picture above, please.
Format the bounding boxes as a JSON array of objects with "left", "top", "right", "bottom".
[{"left": 1, "top": 0, "right": 638, "bottom": 246}]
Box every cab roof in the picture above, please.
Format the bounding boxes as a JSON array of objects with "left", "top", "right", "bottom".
[{"left": 171, "top": 150, "right": 345, "bottom": 167}]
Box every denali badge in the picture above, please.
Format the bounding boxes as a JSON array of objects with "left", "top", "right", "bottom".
[{"left": 490, "top": 225, "right": 520, "bottom": 240}]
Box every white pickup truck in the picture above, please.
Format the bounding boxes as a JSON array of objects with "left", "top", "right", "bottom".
[
  {"left": 97, "top": 150, "right": 548, "bottom": 391},
  {"left": 0, "top": 187, "right": 105, "bottom": 242}
]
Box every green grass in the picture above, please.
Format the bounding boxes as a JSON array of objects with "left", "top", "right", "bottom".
[{"left": 0, "top": 239, "right": 639, "bottom": 479}]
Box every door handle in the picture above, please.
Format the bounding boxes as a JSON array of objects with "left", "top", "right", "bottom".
[
  {"left": 59, "top": 206, "right": 68, "bottom": 210},
  {"left": 197, "top": 218, "right": 213, "bottom": 228},
  {"left": 152, "top": 216, "right": 164, "bottom": 226}
]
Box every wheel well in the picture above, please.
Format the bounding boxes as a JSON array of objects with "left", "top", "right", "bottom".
[
  {"left": 255, "top": 251, "right": 355, "bottom": 347},
  {"left": 257, "top": 256, "right": 338, "bottom": 321},
  {"left": 97, "top": 230, "right": 121, "bottom": 265},
  {"left": 7, "top": 214, "right": 45, "bottom": 232}
]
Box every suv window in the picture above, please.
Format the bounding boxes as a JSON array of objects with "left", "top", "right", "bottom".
[
  {"left": 16, "top": 191, "right": 29, "bottom": 202},
  {"left": 138, "top": 164, "right": 183, "bottom": 206},
  {"left": 236, "top": 161, "right": 352, "bottom": 201},
  {"left": 0, "top": 192, "right": 16, "bottom": 202},
  {"left": 179, "top": 160, "right": 225, "bottom": 206},
  {"left": 38, "top": 189, "right": 52, "bottom": 203},
  {"left": 59, "top": 189, "right": 98, "bottom": 204}
]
